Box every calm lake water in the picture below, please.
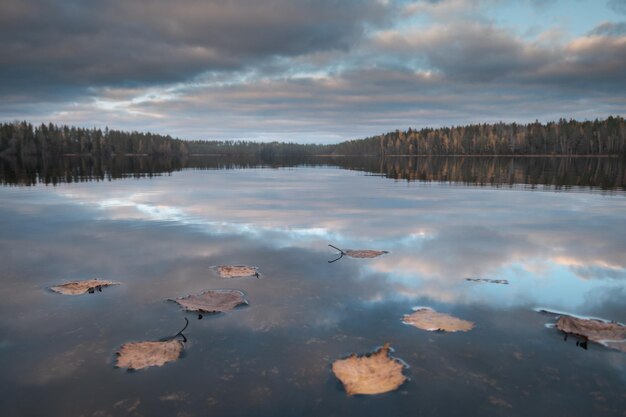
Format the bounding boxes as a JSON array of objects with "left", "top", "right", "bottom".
[{"left": 0, "top": 157, "right": 625, "bottom": 416}]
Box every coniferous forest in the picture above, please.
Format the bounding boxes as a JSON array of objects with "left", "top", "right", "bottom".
[
  {"left": 332, "top": 116, "right": 626, "bottom": 156},
  {"left": 1, "top": 116, "right": 625, "bottom": 158}
]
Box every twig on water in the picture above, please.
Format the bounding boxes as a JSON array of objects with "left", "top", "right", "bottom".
[
  {"left": 173, "top": 317, "right": 189, "bottom": 343},
  {"left": 328, "top": 244, "right": 346, "bottom": 263}
]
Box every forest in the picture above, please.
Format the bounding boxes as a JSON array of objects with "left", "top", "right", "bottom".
[
  {"left": 0, "top": 122, "right": 326, "bottom": 159},
  {"left": 333, "top": 116, "right": 626, "bottom": 156},
  {"left": 1, "top": 117, "right": 625, "bottom": 158}
]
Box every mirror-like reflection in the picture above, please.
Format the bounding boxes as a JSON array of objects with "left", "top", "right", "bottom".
[
  {"left": 0, "top": 164, "right": 624, "bottom": 417},
  {"left": 1, "top": 154, "right": 625, "bottom": 190}
]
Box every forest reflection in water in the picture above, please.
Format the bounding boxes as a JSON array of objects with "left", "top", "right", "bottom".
[{"left": 1, "top": 154, "right": 625, "bottom": 190}]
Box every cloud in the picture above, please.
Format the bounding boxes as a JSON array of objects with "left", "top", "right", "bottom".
[
  {"left": 1, "top": 0, "right": 625, "bottom": 141},
  {"left": 589, "top": 21, "right": 626, "bottom": 36},
  {"left": 535, "top": 33, "right": 626, "bottom": 89},
  {"left": 8, "top": 59, "right": 624, "bottom": 142},
  {"left": 373, "top": 20, "right": 626, "bottom": 92},
  {"left": 374, "top": 23, "right": 551, "bottom": 81},
  {"left": 403, "top": 0, "right": 490, "bottom": 20},
  {"left": 0, "top": 0, "right": 391, "bottom": 92},
  {"left": 607, "top": 0, "right": 626, "bottom": 14}
]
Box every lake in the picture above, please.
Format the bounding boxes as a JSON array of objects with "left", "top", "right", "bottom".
[{"left": 0, "top": 157, "right": 625, "bottom": 416}]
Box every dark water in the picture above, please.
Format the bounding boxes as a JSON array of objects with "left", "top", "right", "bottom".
[{"left": 0, "top": 159, "right": 625, "bottom": 417}]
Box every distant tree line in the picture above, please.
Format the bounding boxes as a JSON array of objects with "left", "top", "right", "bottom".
[
  {"left": 0, "top": 122, "right": 328, "bottom": 159},
  {"left": 0, "top": 122, "right": 191, "bottom": 158},
  {"left": 333, "top": 116, "right": 626, "bottom": 156},
  {"left": 1, "top": 117, "right": 625, "bottom": 158},
  {"left": 183, "top": 139, "right": 328, "bottom": 159}
]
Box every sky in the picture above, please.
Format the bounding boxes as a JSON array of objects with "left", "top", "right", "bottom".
[{"left": 1, "top": 0, "right": 625, "bottom": 143}]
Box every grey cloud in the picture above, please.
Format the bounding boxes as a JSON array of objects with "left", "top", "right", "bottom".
[
  {"left": 14, "top": 63, "right": 622, "bottom": 142},
  {"left": 0, "top": 0, "right": 391, "bottom": 93},
  {"left": 374, "top": 24, "right": 549, "bottom": 81},
  {"left": 607, "top": 0, "right": 626, "bottom": 14},
  {"left": 571, "top": 266, "right": 626, "bottom": 280},
  {"left": 422, "top": 25, "right": 548, "bottom": 82},
  {"left": 1, "top": 1, "right": 625, "bottom": 141},
  {"left": 589, "top": 21, "right": 626, "bottom": 36},
  {"left": 374, "top": 21, "right": 626, "bottom": 90},
  {"left": 533, "top": 36, "right": 626, "bottom": 90}
]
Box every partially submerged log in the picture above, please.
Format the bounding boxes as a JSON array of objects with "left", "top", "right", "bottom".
[
  {"left": 556, "top": 315, "right": 626, "bottom": 353},
  {"left": 402, "top": 307, "right": 474, "bottom": 332},
  {"left": 215, "top": 265, "right": 259, "bottom": 279},
  {"left": 50, "top": 279, "right": 119, "bottom": 295},
  {"left": 171, "top": 289, "right": 248, "bottom": 314},
  {"left": 332, "top": 343, "right": 407, "bottom": 395}
]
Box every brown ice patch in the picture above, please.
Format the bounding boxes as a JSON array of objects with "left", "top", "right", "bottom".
[
  {"left": 332, "top": 343, "right": 407, "bottom": 395},
  {"left": 344, "top": 250, "right": 388, "bottom": 258},
  {"left": 116, "top": 339, "right": 183, "bottom": 370},
  {"left": 328, "top": 244, "right": 388, "bottom": 263},
  {"left": 171, "top": 289, "right": 248, "bottom": 313},
  {"left": 215, "top": 265, "right": 259, "bottom": 278},
  {"left": 556, "top": 315, "right": 626, "bottom": 353},
  {"left": 50, "top": 279, "right": 119, "bottom": 295},
  {"left": 403, "top": 307, "right": 474, "bottom": 332}
]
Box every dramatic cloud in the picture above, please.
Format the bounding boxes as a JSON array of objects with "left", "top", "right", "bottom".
[
  {"left": 0, "top": 0, "right": 390, "bottom": 89},
  {"left": 374, "top": 20, "right": 626, "bottom": 89},
  {"left": 1, "top": 0, "right": 625, "bottom": 141},
  {"left": 373, "top": 23, "right": 550, "bottom": 81}
]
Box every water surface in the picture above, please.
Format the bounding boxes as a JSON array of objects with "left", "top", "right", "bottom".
[{"left": 0, "top": 160, "right": 625, "bottom": 416}]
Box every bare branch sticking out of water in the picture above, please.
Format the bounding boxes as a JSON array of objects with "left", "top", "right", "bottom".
[
  {"left": 402, "top": 307, "right": 474, "bottom": 332},
  {"left": 49, "top": 279, "right": 119, "bottom": 295},
  {"left": 332, "top": 343, "right": 407, "bottom": 395}
]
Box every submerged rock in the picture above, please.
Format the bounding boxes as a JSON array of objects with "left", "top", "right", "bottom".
[
  {"left": 50, "top": 279, "right": 119, "bottom": 295},
  {"left": 402, "top": 307, "right": 474, "bottom": 332},
  {"left": 332, "top": 343, "right": 407, "bottom": 395}
]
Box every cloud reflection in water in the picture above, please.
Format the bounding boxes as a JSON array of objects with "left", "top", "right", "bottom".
[{"left": 6, "top": 166, "right": 623, "bottom": 317}]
